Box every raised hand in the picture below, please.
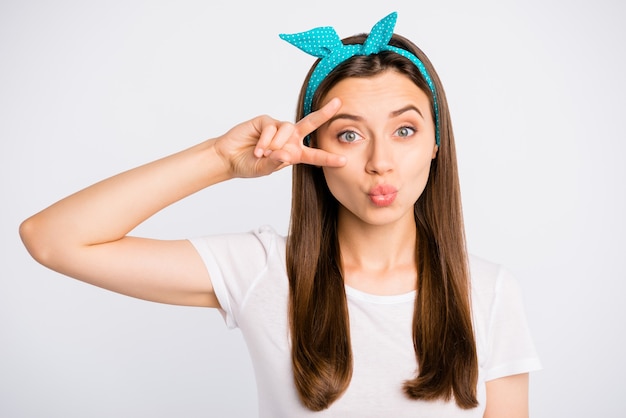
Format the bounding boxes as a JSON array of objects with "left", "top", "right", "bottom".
[
  {"left": 214, "top": 98, "right": 346, "bottom": 178},
  {"left": 19, "top": 99, "right": 348, "bottom": 307}
]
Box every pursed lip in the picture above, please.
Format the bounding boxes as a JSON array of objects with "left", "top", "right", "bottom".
[{"left": 368, "top": 184, "right": 398, "bottom": 207}]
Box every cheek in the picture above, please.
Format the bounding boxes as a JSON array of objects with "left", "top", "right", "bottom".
[
  {"left": 403, "top": 152, "right": 435, "bottom": 196},
  {"left": 321, "top": 164, "right": 358, "bottom": 203},
  {"left": 321, "top": 166, "right": 345, "bottom": 192}
]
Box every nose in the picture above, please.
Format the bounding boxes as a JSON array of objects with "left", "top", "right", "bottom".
[{"left": 365, "top": 137, "right": 394, "bottom": 175}]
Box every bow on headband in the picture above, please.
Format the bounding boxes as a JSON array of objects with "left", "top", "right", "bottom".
[{"left": 280, "top": 12, "right": 440, "bottom": 146}]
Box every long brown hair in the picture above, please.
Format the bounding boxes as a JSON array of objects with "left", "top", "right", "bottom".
[{"left": 286, "top": 33, "right": 478, "bottom": 411}]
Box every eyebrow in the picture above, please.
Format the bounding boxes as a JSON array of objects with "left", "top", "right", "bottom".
[
  {"left": 390, "top": 105, "right": 424, "bottom": 119},
  {"left": 326, "top": 113, "right": 363, "bottom": 125},
  {"left": 326, "top": 105, "right": 424, "bottom": 126}
]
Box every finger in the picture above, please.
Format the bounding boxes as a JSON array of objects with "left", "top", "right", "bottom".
[
  {"left": 267, "top": 141, "right": 345, "bottom": 168},
  {"left": 254, "top": 119, "right": 278, "bottom": 158},
  {"left": 294, "top": 97, "right": 341, "bottom": 139},
  {"left": 263, "top": 122, "right": 296, "bottom": 157},
  {"left": 299, "top": 146, "right": 346, "bottom": 168}
]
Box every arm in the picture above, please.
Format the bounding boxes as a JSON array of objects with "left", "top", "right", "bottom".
[
  {"left": 19, "top": 99, "right": 344, "bottom": 307},
  {"left": 483, "top": 373, "right": 529, "bottom": 418}
]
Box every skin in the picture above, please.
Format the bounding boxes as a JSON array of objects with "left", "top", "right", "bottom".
[
  {"left": 19, "top": 98, "right": 345, "bottom": 307},
  {"left": 316, "top": 72, "right": 530, "bottom": 417},
  {"left": 484, "top": 373, "right": 530, "bottom": 418},
  {"left": 316, "top": 71, "right": 438, "bottom": 296},
  {"left": 19, "top": 70, "right": 529, "bottom": 416}
]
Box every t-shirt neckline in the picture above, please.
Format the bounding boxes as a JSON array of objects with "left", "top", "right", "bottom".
[{"left": 344, "top": 284, "right": 416, "bottom": 304}]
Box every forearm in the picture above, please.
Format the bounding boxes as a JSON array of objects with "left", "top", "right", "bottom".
[
  {"left": 20, "top": 138, "right": 229, "bottom": 264},
  {"left": 19, "top": 103, "right": 345, "bottom": 293},
  {"left": 19, "top": 105, "right": 344, "bottom": 305},
  {"left": 484, "top": 373, "right": 529, "bottom": 418}
]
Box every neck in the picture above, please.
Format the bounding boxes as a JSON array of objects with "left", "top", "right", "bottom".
[{"left": 337, "top": 208, "right": 418, "bottom": 295}]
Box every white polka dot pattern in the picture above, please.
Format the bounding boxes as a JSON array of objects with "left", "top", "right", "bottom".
[{"left": 279, "top": 12, "right": 440, "bottom": 146}]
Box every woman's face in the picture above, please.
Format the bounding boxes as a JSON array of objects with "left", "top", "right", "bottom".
[{"left": 316, "top": 70, "right": 438, "bottom": 229}]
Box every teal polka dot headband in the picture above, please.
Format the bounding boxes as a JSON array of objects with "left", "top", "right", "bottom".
[{"left": 280, "top": 12, "right": 440, "bottom": 146}]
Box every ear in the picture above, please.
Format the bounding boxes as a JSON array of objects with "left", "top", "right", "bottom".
[{"left": 431, "top": 144, "right": 439, "bottom": 159}]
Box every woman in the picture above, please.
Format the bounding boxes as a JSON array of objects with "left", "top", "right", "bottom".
[{"left": 20, "top": 12, "right": 540, "bottom": 417}]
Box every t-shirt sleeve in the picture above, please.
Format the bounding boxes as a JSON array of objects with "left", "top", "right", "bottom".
[
  {"left": 483, "top": 266, "right": 542, "bottom": 381},
  {"left": 187, "top": 226, "right": 282, "bottom": 329}
]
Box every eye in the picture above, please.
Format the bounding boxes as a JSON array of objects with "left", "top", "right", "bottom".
[
  {"left": 338, "top": 130, "right": 362, "bottom": 143},
  {"left": 395, "top": 126, "right": 416, "bottom": 138}
]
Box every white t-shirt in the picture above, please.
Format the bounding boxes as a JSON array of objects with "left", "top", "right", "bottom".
[{"left": 189, "top": 226, "right": 541, "bottom": 417}]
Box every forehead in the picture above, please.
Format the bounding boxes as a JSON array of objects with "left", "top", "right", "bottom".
[{"left": 320, "top": 70, "right": 432, "bottom": 116}]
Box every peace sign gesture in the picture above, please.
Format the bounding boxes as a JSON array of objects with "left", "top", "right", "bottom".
[{"left": 214, "top": 98, "right": 346, "bottom": 178}]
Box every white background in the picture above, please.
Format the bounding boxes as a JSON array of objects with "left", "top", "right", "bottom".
[{"left": 2, "top": 0, "right": 624, "bottom": 417}]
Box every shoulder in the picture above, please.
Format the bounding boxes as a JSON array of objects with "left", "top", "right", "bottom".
[
  {"left": 187, "top": 226, "right": 287, "bottom": 328},
  {"left": 189, "top": 225, "right": 286, "bottom": 262},
  {"left": 468, "top": 254, "right": 527, "bottom": 335},
  {"left": 468, "top": 254, "right": 520, "bottom": 298}
]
